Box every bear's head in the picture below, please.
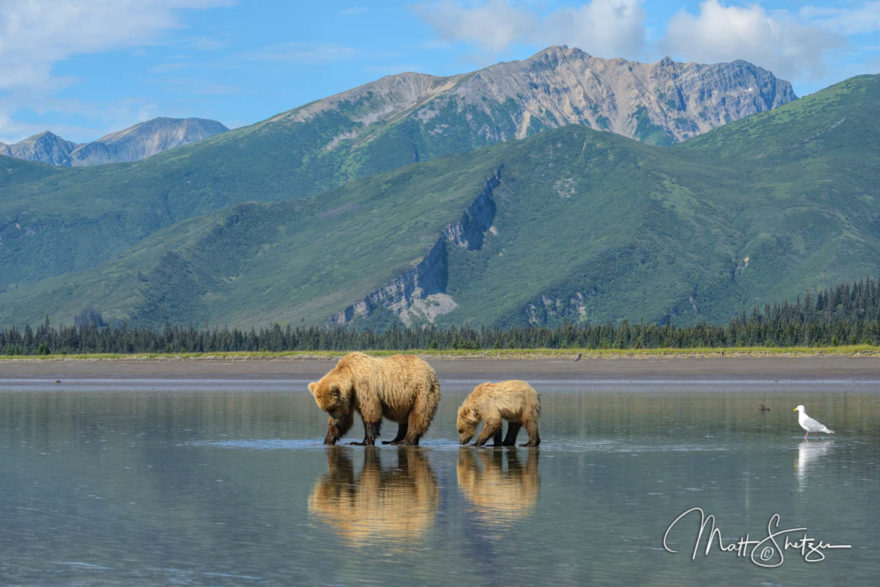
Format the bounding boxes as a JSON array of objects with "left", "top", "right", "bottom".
[
  {"left": 309, "top": 378, "right": 352, "bottom": 424},
  {"left": 457, "top": 404, "right": 479, "bottom": 444}
]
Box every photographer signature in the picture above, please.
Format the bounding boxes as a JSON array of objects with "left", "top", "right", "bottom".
[{"left": 663, "top": 507, "right": 851, "bottom": 567}]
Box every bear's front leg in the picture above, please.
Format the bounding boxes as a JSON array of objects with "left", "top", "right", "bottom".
[
  {"left": 351, "top": 398, "right": 384, "bottom": 445},
  {"left": 350, "top": 420, "right": 382, "bottom": 446},
  {"left": 473, "top": 417, "right": 503, "bottom": 447},
  {"left": 324, "top": 413, "right": 353, "bottom": 445},
  {"left": 520, "top": 418, "right": 540, "bottom": 447}
]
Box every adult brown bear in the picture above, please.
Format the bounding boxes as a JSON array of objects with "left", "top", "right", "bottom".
[{"left": 308, "top": 352, "right": 440, "bottom": 445}]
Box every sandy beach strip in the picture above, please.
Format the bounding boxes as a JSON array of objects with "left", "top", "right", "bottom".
[{"left": 2, "top": 354, "right": 880, "bottom": 382}]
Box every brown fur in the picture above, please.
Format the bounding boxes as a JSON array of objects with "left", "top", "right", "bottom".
[
  {"left": 457, "top": 380, "right": 541, "bottom": 447},
  {"left": 308, "top": 352, "right": 440, "bottom": 445},
  {"left": 308, "top": 447, "right": 438, "bottom": 546}
]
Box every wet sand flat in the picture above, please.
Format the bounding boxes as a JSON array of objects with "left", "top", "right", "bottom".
[{"left": 2, "top": 354, "right": 880, "bottom": 382}]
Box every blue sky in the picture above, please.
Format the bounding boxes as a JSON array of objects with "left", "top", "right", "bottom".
[{"left": 1, "top": 0, "right": 878, "bottom": 143}]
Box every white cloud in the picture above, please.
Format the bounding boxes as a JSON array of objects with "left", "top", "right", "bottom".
[
  {"left": 540, "top": 1, "right": 645, "bottom": 57},
  {"left": 413, "top": 0, "right": 645, "bottom": 57},
  {"left": 0, "top": 0, "right": 228, "bottom": 141},
  {"left": 412, "top": 0, "right": 534, "bottom": 53},
  {"left": 661, "top": 0, "right": 845, "bottom": 82},
  {"left": 800, "top": 1, "right": 880, "bottom": 35},
  {"left": 0, "top": 0, "right": 229, "bottom": 91}
]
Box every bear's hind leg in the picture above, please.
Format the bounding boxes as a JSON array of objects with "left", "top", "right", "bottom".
[
  {"left": 350, "top": 420, "right": 382, "bottom": 446},
  {"left": 382, "top": 422, "right": 408, "bottom": 445},
  {"left": 502, "top": 422, "right": 522, "bottom": 446},
  {"left": 400, "top": 388, "right": 440, "bottom": 446}
]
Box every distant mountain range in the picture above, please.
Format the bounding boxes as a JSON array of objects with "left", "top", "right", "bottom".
[
  {"left": 0, "top": 117, "right": 228, "bottom": 166},
  {"left": 5, "top": 48, "right": 874, "bottom": 332},
  {"left": 272, "top": 45, "right": 794, "bottom": 148}
]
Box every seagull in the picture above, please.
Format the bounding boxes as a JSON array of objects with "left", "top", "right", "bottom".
[{"left": 793, "top": 405, "right": 834, "bottom": 440}]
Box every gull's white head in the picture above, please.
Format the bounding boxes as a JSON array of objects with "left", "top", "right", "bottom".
[{"left": 794, "top": 404, "right": 805, "bottom": 413}]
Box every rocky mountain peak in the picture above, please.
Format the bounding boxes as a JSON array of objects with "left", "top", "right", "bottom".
[
  {"left": 270, "top": 46, "right": 796, "bottom": 150},
  {"left": 0, "top": 130, "right": 77, "bottom": 166},
  {"left": 70, "top": 117, "right": 229, "bottom": 166},
  {"left": 0, "top": 117, "right": 228, "bottom": 167},
  {"left": 443, "top": 47, "right": 797, "bottom": 144}
]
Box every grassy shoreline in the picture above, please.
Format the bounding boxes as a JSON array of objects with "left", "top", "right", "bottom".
[{"left": 3, "top": 345, "right": 879, "bottom": 361}]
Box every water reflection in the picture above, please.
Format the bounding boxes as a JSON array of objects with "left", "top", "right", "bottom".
[
  {"left": 308, "top": 446, "right": 439, "bottom": 546},
  {"left": 795, "top": 439, "right": 833, "bottom": 492},
  {"left": 457, "top": 448, "right": 540, "bottom": 526},
  {"left": 0, "top": 384, "right": 877, "bottom": 584}
]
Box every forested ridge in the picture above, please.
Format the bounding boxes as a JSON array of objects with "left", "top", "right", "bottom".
[{"left": 4, "top": 278, "right": 880, "bottom": 355}]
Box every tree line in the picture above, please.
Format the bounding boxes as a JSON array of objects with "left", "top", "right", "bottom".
[{"left": 4, "top": 277, "right": 880, "bottom": 355}]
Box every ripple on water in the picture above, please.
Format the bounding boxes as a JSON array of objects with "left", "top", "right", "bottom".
[
  {"left": 184, "top": 438, "right": 327, "bottom": 450},
  {"left": 552, "top": 438, "right": 732, "bottom": 453},
  {"left": 185, "top": 438, "right": 475, "bottom": 451},
  {"left": 183, "top": 437, "right": 732, "bottom": 454}
]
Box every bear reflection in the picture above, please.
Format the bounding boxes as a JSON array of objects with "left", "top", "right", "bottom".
[
  {"left": 457, "top": 448, "right": 540, "bottom": 525},
  {"left": 308, "top": 447, "right": 439, "bottom": 546}
]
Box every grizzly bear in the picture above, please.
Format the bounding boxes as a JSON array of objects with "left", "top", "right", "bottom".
[
  {"left": 308, "top": 352, "right": 440, "bottom": 445},
  {"left": 457, "top": 380, "right": 541, "bottom": 447}
]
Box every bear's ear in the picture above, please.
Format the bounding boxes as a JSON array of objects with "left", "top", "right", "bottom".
[{"left": 308, "top": 382, "right": 316, "bottom": 396}]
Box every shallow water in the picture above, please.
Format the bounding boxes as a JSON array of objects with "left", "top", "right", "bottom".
[{"left": 0, "top": 378, "right": 878, "bottom": 585}]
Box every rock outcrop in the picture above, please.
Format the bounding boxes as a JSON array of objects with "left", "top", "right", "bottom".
[{"left": 331, "top": 170, "right": 501, "bottom": 327}]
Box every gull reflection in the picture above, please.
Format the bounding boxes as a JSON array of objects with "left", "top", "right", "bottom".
[
  {"left": 457, "top": 448, "right": 540, "bottom": 526},
  {"left": 795, "top": 440, "right": 832, "bottom": 492},
  {"left": 308, "top": 446, "right": 439, "bottom": 546}
]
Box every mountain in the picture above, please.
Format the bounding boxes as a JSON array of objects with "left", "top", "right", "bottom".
[
  {"left": 271, "top": 45, "right": 794, "bottom": 148},
  {"left": 0, "top": 117, "right": 228, "bottom": 166},
  {"left": 0, "top": 74, "right": 876, "bottom": 330},
  {"left": 0, "top": 48, "right": 794, "bottom": 292},
  {"left": 0, "top": 131, "right": 78, "bottom": 166},
  {"left": 68, "top": 117, "right": 230, "bottom": 166}
]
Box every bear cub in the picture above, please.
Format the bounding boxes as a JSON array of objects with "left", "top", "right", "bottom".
[{"left": 457, "top": 380, "right": 541, "bottom": 447}]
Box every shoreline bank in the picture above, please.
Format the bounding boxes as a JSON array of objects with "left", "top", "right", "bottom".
[{"left": 2, "top": 353, "right": 880, "bottom": 382}]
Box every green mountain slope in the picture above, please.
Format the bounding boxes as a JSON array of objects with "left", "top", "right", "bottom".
[
  {"left": 677, "top": 74, "right": 880, "bottom": 315},
  {"left": 0, "top": 75, "right": 876, "bottom": 329},
  {"left": 0, "top": 48, "right": 793, "bottom": 289},
  {"left": 0, "top": 153, "right": 502, "bottom": 327}
]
